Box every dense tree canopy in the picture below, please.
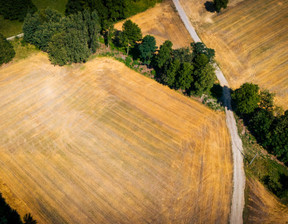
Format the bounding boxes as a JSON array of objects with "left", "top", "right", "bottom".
[
  {"left": 0, "top": 33, "right": 15, "bottom": 65},
  {"left": 233, "top": 84, "right": 288, "bottom": 165},
  {"left": 0, "top": 0, "right": 37, "bottom": 21},
  {"left": 65, "top": 0, "right": 159, "bottom": 28},
  {"left": 191, "top": 63, "right": 216, "bottom": 95},
  {"left": 232, "top": 83, "right": 260, "bottom": 115},
  {"left": 138, "top": 35, "right": 157, "bottom": 65},
  {"left": 23, "top": 8, "right": 100, "bottom": 65},
  {"left": 154, "top": 40, "right": 173, "bottom": 70}
]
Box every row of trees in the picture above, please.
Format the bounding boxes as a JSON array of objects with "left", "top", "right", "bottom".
[
  {"left": 23, "top": 8, "right": 100, "bottom": 65},
  {"left": 65, "top": 0, "right": 160, "bottom": 27},
  {"left": 232, "top": 83, "right": 288, "bottom": 164},
  {"left": 115, "top": 20, "right": 217, "bottom": 96},
  {"left": 0, "top": 0, "right": 36, "bottom": 21},
  {"left": 0, "top": 34, "right": 15, "bottom": 65}
]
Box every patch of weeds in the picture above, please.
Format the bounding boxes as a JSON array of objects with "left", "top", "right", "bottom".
[{"left": 11, "top": 38, "right": 39, "bottom": 61}]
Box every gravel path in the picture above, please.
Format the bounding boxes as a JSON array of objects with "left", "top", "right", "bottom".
[
  {"left": 6, "top": 33, "right": 24, "bottom": 41},
  {"left": 172, "top": 0, "right": 246, "bottom": 223}
]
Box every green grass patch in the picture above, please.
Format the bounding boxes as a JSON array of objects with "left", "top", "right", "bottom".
[
  {"left": 32, "top": 0, "right": 68, "bottom": 14},
  {"left": 0, "top": 15, "right": 23, "bottom": 37},
  {"left": 11, "top": 38, "right": 39, "bottom": 61}
]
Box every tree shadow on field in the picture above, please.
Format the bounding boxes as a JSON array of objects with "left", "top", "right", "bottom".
[{"left": 204, "top": 1, "right": 216, "bottom": 13}]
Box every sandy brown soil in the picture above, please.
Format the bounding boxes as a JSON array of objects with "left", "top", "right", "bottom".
[
  {"left": 115, "top": 0, "right": 193, "bottom": 49},
  {"left": 180, "top": 0, "right": 288, "bottom": 109}
]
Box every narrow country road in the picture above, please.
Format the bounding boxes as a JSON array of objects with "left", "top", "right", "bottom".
[{"left": 172, "top": 0, "right": 246, "bottom": 223}]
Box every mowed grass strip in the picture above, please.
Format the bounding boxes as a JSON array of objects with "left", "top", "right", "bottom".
[
  {"left": 180, "top": 0, "right": 288, "bottom": 109},
  {"left": 115, "top": 0, "right": 193, "bottom": 48},
  {"left": 0, "top": 53, "right": 232, "bottom": 223}
]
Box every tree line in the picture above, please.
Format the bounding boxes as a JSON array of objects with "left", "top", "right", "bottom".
[
  {"left": 232, "top": 83, "right": 288, "bottom": 165},
  {"left": 114, "top": 19, "right": 217, "bottom": 96},
  {"left": 23, "top": 8, "right": 100, "bottom": 65}
]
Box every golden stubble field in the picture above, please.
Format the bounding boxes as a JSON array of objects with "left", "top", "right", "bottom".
[
  {"left": 180, "top": 0, "right": 288, "bottom": 109},
  {"left": 115, "top": 0, "right": 193, "bottom": 49},
  {"left": 245, "top": 178, "right": 288, "bottom": 223},
  {"left": 0, "top": 53, "right": 232, "bottom": 223}
]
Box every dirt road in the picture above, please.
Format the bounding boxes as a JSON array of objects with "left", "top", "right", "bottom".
[{"left": 172, "top": 0, "right": 245, "bottom": 223}]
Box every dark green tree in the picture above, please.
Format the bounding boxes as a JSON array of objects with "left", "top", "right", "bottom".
[
  {"left": 269, "top": 111, "right": 288, "bottom": 162},
  {"left": 23, "top": 213, "right": 36, "bottom": 224},
  {"left": 0, "top": 0, "right": 36, "bottom": 21},
  {"left": 0, "top": 34, "right": 15, "bottom": 65},
  {"left": 191, "top": 63, "right": 216, "bottom": 95},
  {"left": 162, "top": 59, "right": 180, "bottom": 88},
  {"left": 23, "top": 13, "right": 41, "bottom": 44},
  {"left": 154, "top": 40, "right": 173, "bottom": 70},
  {"left": 249, "top": 108, "right": 273, "bottom": 147},
  {"left": 232, "top": 83, "right": 260, "bottom": 115},
  {"left": 213, "top": 0, "right": 229, "bottom": 13},
  {"left": 191, "top": 42, "right": 215, "bottom": 63},
  {"left": 83, "top": 9, "right": 100, "bottom": 53},
  {"left": 48, "top": 28, "right": 90, "bottom": 65},
  {"left": 23, "top": 8, "right": 62, "bottom": 48},
  {"left": 138, "top": 35, "right": 157, "bottom": 65},
  {"left": 65, "top": 0, "right": 83, "bottom": 16},
  {"left": 175, "top": 62, "right": 194, "bottom": 91},
  {"left": 173, "top": 47, "right": 193, "bottom": 63},
  {"left": 120, "top": 20, "right": 142, "bottom": 55},
  {"left": 194, "top": 54, "right": 209, "bottom": 69}
]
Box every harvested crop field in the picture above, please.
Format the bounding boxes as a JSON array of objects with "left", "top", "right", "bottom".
[
  {"left": 0, "top": 53, "right": 232, "bottom": 223},
  {"left": 180, "top": 0, "right": 288, "bottom": 109},
  {"left": 244, "top": 178, "right": 288, "bottom": 223},
  {"left": 115, "top": 0, "right": 192, "bottom": 49}
]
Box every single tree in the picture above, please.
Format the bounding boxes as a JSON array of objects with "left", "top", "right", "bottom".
[
  {"left": 0, "top": 33, "right": 15, "bottom": 65},
  {"left": 194, "top": 53, "right": 209, "bottom": 69},
  {"left": 191, "top": 63, "right": 216, "bottom": 95},
  {"left": 249, "top": 108, "right": 273, "bottom": 146},
  {"left": 162, "top": 59, "right": 181, "bottom": 87},
  {"left": 138, "top": 35, "right": 157, "bottom": 65},
  {"left": 213, "top": 0, "right": 229, "bottom": 13},
  {"left": 269, "top": 111, "right": 288, "bottom": 162},
  {"left": 154, "top": 40, "right": 173, "bottom": 70},
  {"left": 175, "top": 62, "right": 194, "bottom": 91},
  {"left": 120, "top": 19, "right": 142, "bottom": 55},
  {"left": 232, "top": 83, "right": 260, "bottom": 115}
]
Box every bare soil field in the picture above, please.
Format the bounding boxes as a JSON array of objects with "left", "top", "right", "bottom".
[
  {"left": 245, "top": 178, "right": 288, "bottom": 223},
  {"left": 180, "top": 0, "right": 288, "bottom": 109},
  {"left": 0, "top": 53, "right": 232, "bottom": 223},
  {"left": 115, "top": 0, "right": 193, "bottom": 48}
]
